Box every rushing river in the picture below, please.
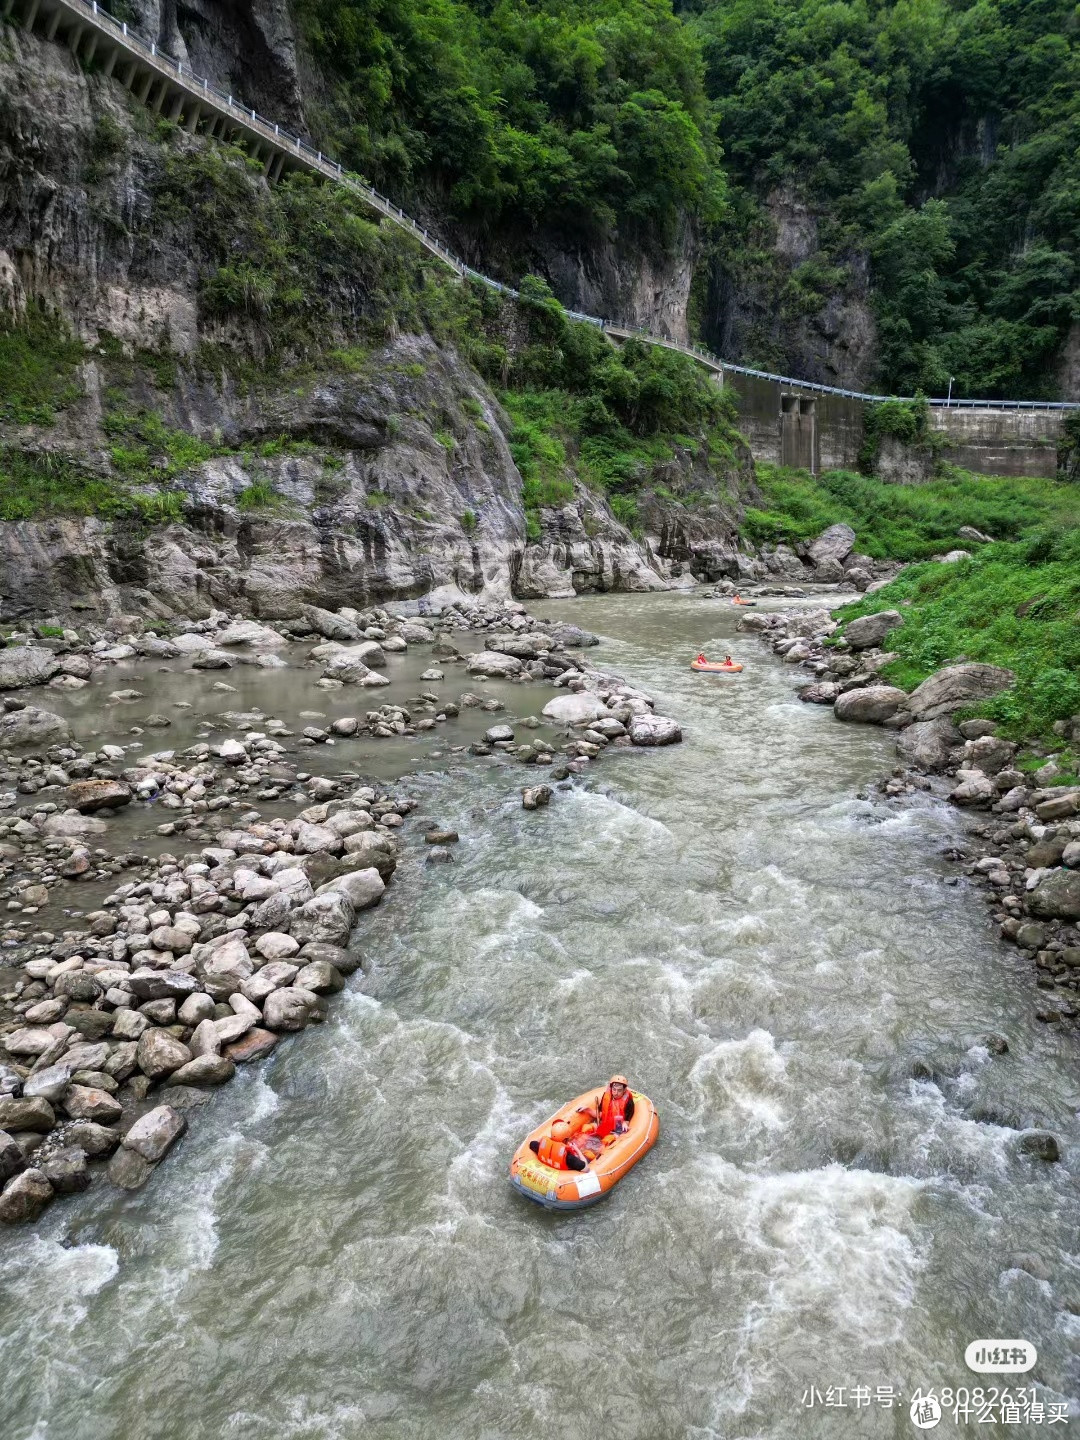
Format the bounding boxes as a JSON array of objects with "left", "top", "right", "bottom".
[{"left": 2, "top": 591, "right": 1078, "bottom": 1439}]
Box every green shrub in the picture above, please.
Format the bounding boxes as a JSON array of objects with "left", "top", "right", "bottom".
[
  {"left": 237, "top": 480, "right": 279, "bottom": 511},
  {"left": 1059, "top": 413, "right": 1080, "bottom": 484},
  {"left": 0, "top": 312, "right": 84, "bottom": 426},
  {"left": 460, "top": 508, "right": 478, "bottom": 534},
  {"left": 85, "top": 113, "right": 127, "bottom": 184},
  {"left": 131, "top": 490, "right": 186, "bottom": 524},
  {"left": 859, "top": 396, "right": 933, "bottom": 471}
]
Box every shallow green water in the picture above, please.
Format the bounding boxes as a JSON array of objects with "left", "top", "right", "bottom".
[{"left": 2, "top": 592, "right": 1077, "bottom": 1439}]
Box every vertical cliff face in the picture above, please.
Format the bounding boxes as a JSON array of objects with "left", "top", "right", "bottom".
[
  {"left": 704, "top": 186, "right": 878, "bottom": 390},
  {"left": 125, "top": 0, "right": 305, "bottom": 128},
  {"left": 532, "top": 217, "right": 697, "bottom": 342}
]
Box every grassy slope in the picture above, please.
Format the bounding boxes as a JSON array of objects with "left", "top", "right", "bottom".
[
  {"left": 745, "top": 463, "right": 1080, "bottom": 562},
  {"left": 753, "top": 463, "right": 1080, "bottom": 748},
  {"left": 835, "top": 531, "right": 1080, "bottom": 747}
]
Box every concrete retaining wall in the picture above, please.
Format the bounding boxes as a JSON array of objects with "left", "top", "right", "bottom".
[{"left": 727, "top": 372, "right": 1065, "bottom": 479}]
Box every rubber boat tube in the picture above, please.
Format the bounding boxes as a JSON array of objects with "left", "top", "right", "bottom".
[{"left": 509, "top": 1088, "right": 659, "bottom": 1211}]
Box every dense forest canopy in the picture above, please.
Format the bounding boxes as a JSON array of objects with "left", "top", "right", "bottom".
[{"left": 295, "top": 0, "right": 1079, "bottom": 398}]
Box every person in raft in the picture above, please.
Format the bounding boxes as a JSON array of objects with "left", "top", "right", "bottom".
[
  {"left": 696, "top": 652, "right": 708, "bottom": 665},
  {"left": 595, "top": 1075, "right": 635, "bottom": 1140},
  {"left": 530, "top": 1119, "right": 589, "bottom": 1171}
]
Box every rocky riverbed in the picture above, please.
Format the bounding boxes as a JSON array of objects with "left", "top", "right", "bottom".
[
  {"left": 740, "top": 600, "right": 1080, "bottom": 1030},
  {"left": 0, "top": 596, "right": 683, "bottom": 1225}
]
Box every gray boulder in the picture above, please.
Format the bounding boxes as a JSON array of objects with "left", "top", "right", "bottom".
[
  {"left": 465, "top": 651, "right": 523, "bottom": 678},
  {"left": 321, "top": 648, "right": 380, "bottom": 684},
  {"left": 896, "top": 719, "right": 960, "bottom": 773},
  {"left": 948, "top": 770, "right": 997, "bottom": 807},
  {"left": 128, "top": 968, "right": 201, "bottom": 1002},
  {"left": 241, "top": 960, "right": 300, "bottom": 1005},
  {"left": 904, "top": 664, "right": 1014, "bottom": 721},
  {"left": 170, "top": 1055, "right": 236, "bottom": 1088},
  {"left": 288, "top": 892, "right": 355, "bottom": 947},
  {"left": 628, "top": 715, "right": 682, "bottom": 746},
  {"left": 294, "top": 822, "right": 343, "bottom": 855},
  {"left": 262, "top": 987, "right": 318, "bottom": 1032},
  {"left": 843, "top": 611, "right": 903, "bottom": 650},
  {"left": 315, "top": 867, "right": 384, "bottom": 911},
  {"left": 303, "top": 606, "right": 361, "bottom": 642},
  {"left": 548, "top": 624, "right": 599, "bottom": 648},
  {"left": 215, "top": 620, "right": 286, "bottom": 648},
  {"left": 542, "top": 693, "right": 608, "bottom": 726},
  {"left": 808, "top": 523, "right": 856, "bottom": 568},
  {"left": 0, "top": 705, "right": 72, "bottom": 751},
  {"left": 135, "top": 1030, "right": 193, "bottom": 1080},
  {"left": 0, "top": 1168, "right": 53, "bottom": 1223},
  {"left": 0, "top": 646, "right": 61, "bottom": 690},
  {"left": 798, "top": 682, "right": 840, "bottom": 705},
  {"left": 122, "top": 1105, "right": 187, "bottom": 1162},
  {"left": 64, "top": 779, "right": 132, "bottom": 813},
  {"left": 484, "top": 633, "right": 554, "bottom": 659},
  {"left": 106, "top": 1147, "right": 156, "bottom": 1190},
  {"left": 1028, "top": 870, "right": 1080, "bottom": 921},
  {"left": 62, "top": 1086, "right": 122, "bottom": 1124},
  {"left": 177, "top": 993, "right": 216, "bottom": 1027},
  {"left": 0, "top": 1096, "right": 55, "bottom": 1133},
  {"left": 294, "top": 960, "right": 345, "bottom": 994},
  {"left": 0, "top": 1129, "right": 24, "bottom": 1182},
  {"left": 834, "top": 686, "right": 907, "bottom": 724},
  {"left": 963, "top": 734, "right": 1017, "bottom": 776},
  {"left": 63, "top": 1121, "right": 120, "bottom": 1155},
  {"left": 39, "top": 1146, "right": 91, "bottom": 1194}
]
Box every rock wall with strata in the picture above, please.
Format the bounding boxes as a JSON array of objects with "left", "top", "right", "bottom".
[{"left": 0, "top": 24, "right": 752, "bottom": 620}]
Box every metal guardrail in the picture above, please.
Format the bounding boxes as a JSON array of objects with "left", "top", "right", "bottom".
[{"left": 23, "top": 0, "right": 1080, "bottom": 415}]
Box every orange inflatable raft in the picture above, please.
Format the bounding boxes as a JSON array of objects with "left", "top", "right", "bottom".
[
  {"left": 691, "top": 659, "right": 743, "bottom": 673},
  {"left": 509, "top": 1088, "right": 660, "bottom": 1211},
  {"left": 731, "top": 598, "right": 757, "bottom": 607}
]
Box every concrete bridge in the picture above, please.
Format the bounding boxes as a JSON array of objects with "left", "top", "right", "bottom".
[{"left": 6, "top": 0, "right": 1078, "bottom": 479}]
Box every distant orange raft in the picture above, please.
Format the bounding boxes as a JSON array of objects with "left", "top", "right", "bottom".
[
  {"left": 691, "top": 659, "right": 743, "bottom": 673},
  {"left": 509, "top": 1088, "right": 660, "bottom": 1211}
]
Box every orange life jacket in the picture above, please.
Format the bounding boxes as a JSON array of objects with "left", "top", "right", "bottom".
[
  {"left": 598, "top": 1087, "right": 631, "bottom": 1136},
  {"left": 537, "top": 1135, "right": 571, "bottom": 1169}
]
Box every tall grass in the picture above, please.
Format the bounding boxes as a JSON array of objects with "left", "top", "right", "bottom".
[{"left": 745, "top": 464, "right": 1080, "bottom": 561}]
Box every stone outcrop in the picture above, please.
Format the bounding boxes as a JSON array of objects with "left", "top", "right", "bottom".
[{"left": 903, "top": 665, "right": 1016, "bottom": 721}]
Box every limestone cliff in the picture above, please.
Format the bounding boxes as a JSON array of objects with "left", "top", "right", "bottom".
[
  {"left": 703, "top": 185, "right": 878, "bottom": 391},
  {"left": 0, "top": 22, "right": 752, "bottom": 620}
]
